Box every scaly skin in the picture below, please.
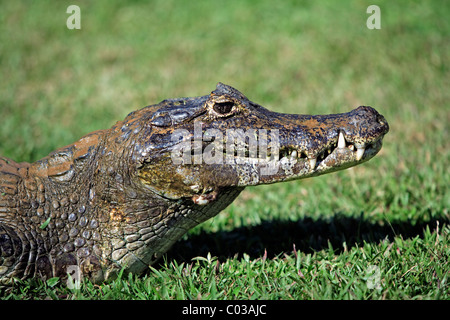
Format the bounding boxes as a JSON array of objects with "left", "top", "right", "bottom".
[{"left": 0, "top": 83, "right": 388, "bottom": 283}]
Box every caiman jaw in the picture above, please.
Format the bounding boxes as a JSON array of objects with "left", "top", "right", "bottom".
[
  {"left": 277, "top": 130, "right": 383, "bottom": 171},
  {"left": 237, "top": 134, "right": 385, "bottom": 187},
  {"left": 229, "top": 105, "right": 389, "bottom": 186}
]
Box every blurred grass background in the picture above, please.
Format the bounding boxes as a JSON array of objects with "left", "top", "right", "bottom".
[{"left": 0, "top": 0, "right": 448, "bottom": 299}]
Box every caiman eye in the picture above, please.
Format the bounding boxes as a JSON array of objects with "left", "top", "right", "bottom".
[{"left": 213, "top": 101, "right": 234, "bottom": 115}]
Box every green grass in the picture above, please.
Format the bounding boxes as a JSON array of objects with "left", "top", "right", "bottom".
[
  {"left": 0, "top": 0, "right": 449, "bottom": 300},
  {"left": 3, "top": 227, "right": 449, "bottom": 300}
]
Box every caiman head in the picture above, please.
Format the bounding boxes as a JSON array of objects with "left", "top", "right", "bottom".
[{"left": 129, "top": 83, "right": 389, "bottom": 205}]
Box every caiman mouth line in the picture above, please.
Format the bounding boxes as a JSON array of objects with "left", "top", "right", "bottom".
[
  {"left": 207, "top": 130, "right": 381, "bottom": 170},
  {"left": 277, "top": 131, "right": 382, "bottom": 169}
]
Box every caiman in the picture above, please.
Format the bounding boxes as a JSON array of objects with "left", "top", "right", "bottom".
[{"left": 0, "top": 83, "right": 388, "bottom": 284}]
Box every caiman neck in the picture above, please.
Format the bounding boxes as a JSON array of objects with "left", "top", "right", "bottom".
[
  {"left": 26, "top": 121, "right": 153, "bottom": 217},
  {"left": 28, "top": 130, "right": 107, "bottom": 205}
]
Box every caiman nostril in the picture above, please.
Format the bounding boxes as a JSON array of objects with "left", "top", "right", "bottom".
[{"left": 376, "top": 114, "right": 389, "bottom": 134}]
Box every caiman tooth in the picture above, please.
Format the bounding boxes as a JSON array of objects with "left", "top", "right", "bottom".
[
  {"left": 190, "top": 185, "right": 201, "bottom": 193},
  {"left": 290, "top": 150, "right": 297, "bottom": 160},
  {"left": 338, "top": 132, "right": 346, "bottom": 149},
  {"left": 309, "top": 157, "right": 317, "bottom": 169},
  {"left": 356, "top": 147, "right": 365, "bottom": 160}
]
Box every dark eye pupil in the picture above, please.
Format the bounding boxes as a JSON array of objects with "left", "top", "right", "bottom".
[{"left": 214, "top": 102, "right": 234, "bottom": 114}]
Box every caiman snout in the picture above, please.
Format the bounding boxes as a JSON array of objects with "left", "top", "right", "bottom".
[
  {"left": 346, "top": 106, "right": 389, "bottom": 139},
  {"left": 261, "top": 104, "right": 389, "bottom": 183},
  {"left": 311, "top": 105, "right": 388, "bottom": 173},
  {"left": 337, "top": 106, "right": 389, "bottom": 160}
]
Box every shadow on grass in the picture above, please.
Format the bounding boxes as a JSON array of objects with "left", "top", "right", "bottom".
[{"left": 162, "top": 213, "right": 445, "bottom": 265}]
